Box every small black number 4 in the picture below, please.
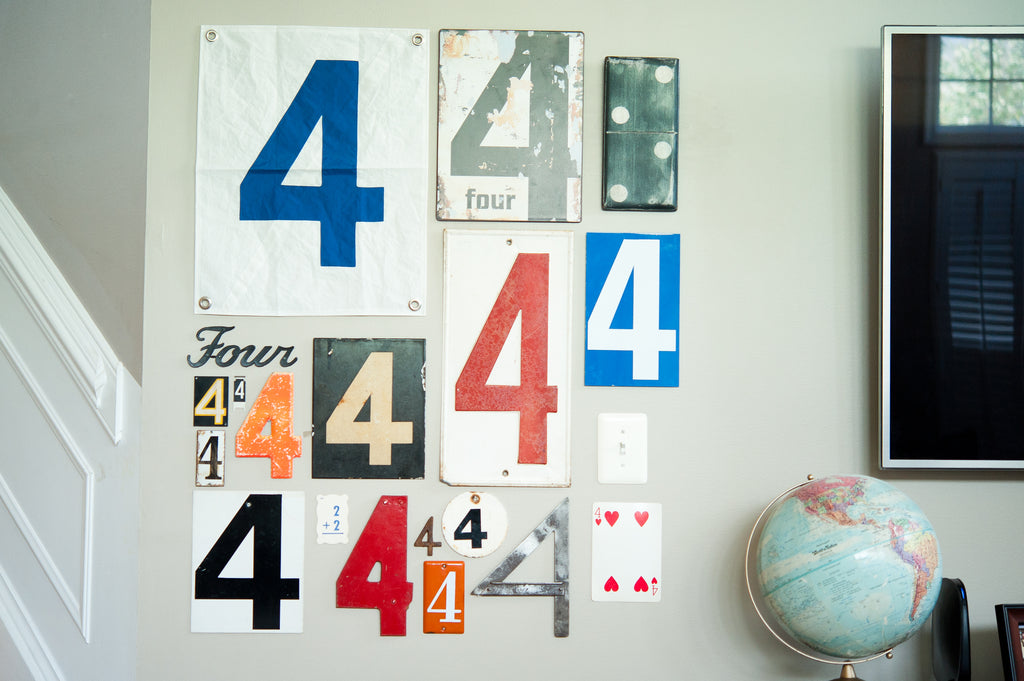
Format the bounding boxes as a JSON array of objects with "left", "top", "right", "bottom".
[
  {"left": 414, "top": 516, "right": 442, "bottom": 556},
  {"left": 453, "top": 508, "right": 488, "bottom": 549},
  {"left": 198, "top": 434, "right": 222, "bottom": 481}
]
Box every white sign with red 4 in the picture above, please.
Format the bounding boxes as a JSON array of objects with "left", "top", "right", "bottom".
[{"left": 441, "top": 229, "right": 572, "bottom": 486}]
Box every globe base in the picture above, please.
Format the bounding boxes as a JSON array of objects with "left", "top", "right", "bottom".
[{"left": 827, "top": 664, "right": 864, "bottom": 681}]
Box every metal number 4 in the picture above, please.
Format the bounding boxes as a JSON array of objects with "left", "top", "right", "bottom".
[
  {"left": 472, "top": 498, "right": 569, "bottom": 637},
  {"left": 336, "top": 496, "right": 414, "bottom": 636},
  {"left": 235, "top": 373, "right": 301, "bottom": 478}
]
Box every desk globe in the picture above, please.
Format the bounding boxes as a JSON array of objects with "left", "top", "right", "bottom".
[{"left": 746, "top": 475, "right": 942, "bottom": 680}]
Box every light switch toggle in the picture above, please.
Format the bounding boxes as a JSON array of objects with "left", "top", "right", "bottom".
[{"left": 598, "top": 413, "right": 648, "bottom": 484}]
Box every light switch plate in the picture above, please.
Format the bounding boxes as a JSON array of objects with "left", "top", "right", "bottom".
[{"left": 597, "top": 413, "right": 648, "bottom": 483}]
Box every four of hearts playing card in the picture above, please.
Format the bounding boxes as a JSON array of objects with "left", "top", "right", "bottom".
[{"left": 592, "top": 502, "right": 662, "bottom": 602}]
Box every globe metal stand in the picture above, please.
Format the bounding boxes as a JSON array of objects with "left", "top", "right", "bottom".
[
  {"left": 744, "top": 475, "right": 894, "bottom": 681},
  {"left": 831, "top": 663, "right": 863, "bottom": 680}
]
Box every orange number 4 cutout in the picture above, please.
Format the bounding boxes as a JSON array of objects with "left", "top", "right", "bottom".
[{"left": 235, "top": 372, "right": 301, "bottom": 478}]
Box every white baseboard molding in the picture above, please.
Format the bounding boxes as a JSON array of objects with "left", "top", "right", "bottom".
[
  {"left": 0, "top": 565, "right": 66, "bottom": 681},
  {"left": 0, "top": 187, "right": 123, "bottom": 444}
]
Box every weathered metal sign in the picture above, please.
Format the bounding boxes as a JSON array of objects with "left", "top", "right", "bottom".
[
  {"left": 441, "top": 230, "right": 572, "bottom": 486},
  {"left": 195, "top": 430, "right": 226, "bottom": 487},
  {"left": 235, "top": 372, "right": 301, "bottom": 479},
  {"left": 437, "top": 30, "right": 584, "bottom": 222},
  {"left": 312, "top": 338, "right": 425, "bottom": 479}
]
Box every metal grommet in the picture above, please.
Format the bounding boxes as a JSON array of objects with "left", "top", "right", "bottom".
[
  {"left": 205, "top": 29, "right": 218, "bottom": 42},
  {"left": 408, "top": 299, "right": 421, "bottom": 311},
  {"left": 412, "top": 33, "right": 423, "bottom": 46},
  {"left": 471, "top": 493, "right": 480, "bottom": 504},
  {"left": 501, "top": 469, "right": 509, "bottom": 477},
  {"left": 198, "top": 296, "right": 212, "bottom": 310},
  {"left": 506, "top": 239, "right": 513, "bottom": 246}
]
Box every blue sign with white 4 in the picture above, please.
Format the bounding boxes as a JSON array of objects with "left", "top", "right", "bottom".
[
  {"left": 196, "top": 26, "right": 428, "bottom": 316},
  {"left": 585, "top": 233, "right": 680, "bottom": 386}
]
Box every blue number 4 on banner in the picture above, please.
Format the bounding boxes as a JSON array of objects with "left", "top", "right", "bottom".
[
  {"left": 585, "top": 233, "right": 680, "bottom": 387},
  {"left": 239, "top": 60, "right": 383, "bottom": 268}
]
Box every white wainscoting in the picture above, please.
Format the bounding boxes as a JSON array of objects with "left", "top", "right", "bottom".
[{"left": 0, "top": 186, "right": 139, "bottom": 681}]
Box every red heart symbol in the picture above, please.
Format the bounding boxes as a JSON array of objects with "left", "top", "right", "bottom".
[
  {"left": 595, "top": 517, "right": 601, "bottom": 526},
  {"left": 652, "top": 577, "right": 658, "bottom": 584},
  {"left": 634, "top": 576, "right": 649, "bottom": 592},
  {"left": 634, "top": 511, "right": 649, "bottom": 527},
  {"left": 604, "top": 511, "right": 619, "bottom": 526},
  {"left": 604, "top": 576, "right": 619, "bottom": 592}
]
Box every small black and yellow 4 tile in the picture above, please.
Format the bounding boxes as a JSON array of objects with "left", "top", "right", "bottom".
[
  {"left": 602, "top": 57, "right": 679, "bottom": 211},
  {"left": 312, "top": 338, "right": 425, "bottom": 479},
  {"left": 193, "top": 376, "right": 229, "bottom": 427}
]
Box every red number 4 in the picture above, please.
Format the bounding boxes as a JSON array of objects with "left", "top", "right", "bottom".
[
  {"left": 336, "top": 495, "right": 413, "bottom": 636},
  {"left": 455, "top": 253, "right": 557, "bottom": 465}
]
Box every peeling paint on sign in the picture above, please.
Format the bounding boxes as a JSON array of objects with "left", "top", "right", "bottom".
[
  {"left": 441, "top": 229, "right": 572, "bottom": 486},
  {"left": 437, "top": 29, "right": 584, "bottom": 222}
]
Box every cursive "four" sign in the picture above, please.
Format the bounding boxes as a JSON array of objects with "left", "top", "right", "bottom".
[{"left": 187, "top": 326, "right": 298, "bottom": 368}]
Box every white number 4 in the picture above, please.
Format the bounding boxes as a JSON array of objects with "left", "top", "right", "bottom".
[
  {"left": 426, "top": 570, "right": 462, "bottom": 623},
  {"left": 587, "top": 239, "right": 676, "bottom": 380}
]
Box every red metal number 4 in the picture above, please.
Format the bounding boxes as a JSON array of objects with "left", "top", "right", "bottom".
[
  {"left": 455, "top": 253, "right": 557, "bottom": 465},
  {"left": 336, "top": 495, "right": 413, "bottom": 636}
]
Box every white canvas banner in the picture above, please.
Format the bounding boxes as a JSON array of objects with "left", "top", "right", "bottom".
[{"left": 195, "top": 25, "right": 428, "bottom": 315}]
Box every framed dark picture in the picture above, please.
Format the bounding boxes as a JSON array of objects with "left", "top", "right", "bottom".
[
  {"left": 881, "top": 26, "right": 1024, "bottom": 469},
  {"left": 996, "top": 604, "right": 1024, "bottom": 680}
]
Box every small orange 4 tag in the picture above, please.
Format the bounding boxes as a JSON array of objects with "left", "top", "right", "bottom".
[{"left": 423, "top": 561, "right": 464, "bottom": 634}]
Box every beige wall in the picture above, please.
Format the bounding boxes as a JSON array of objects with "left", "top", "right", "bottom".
[
  {"left": 143, "top": 1, "right": 1024, "bottom": 679},
  {"left": 0, "top": 0, "right": 150, "bottom": 381}
]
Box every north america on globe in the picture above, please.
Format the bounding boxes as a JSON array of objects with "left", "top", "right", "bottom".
[{"left": 756, "top": 475, "right": 941, "bottom": 660}]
